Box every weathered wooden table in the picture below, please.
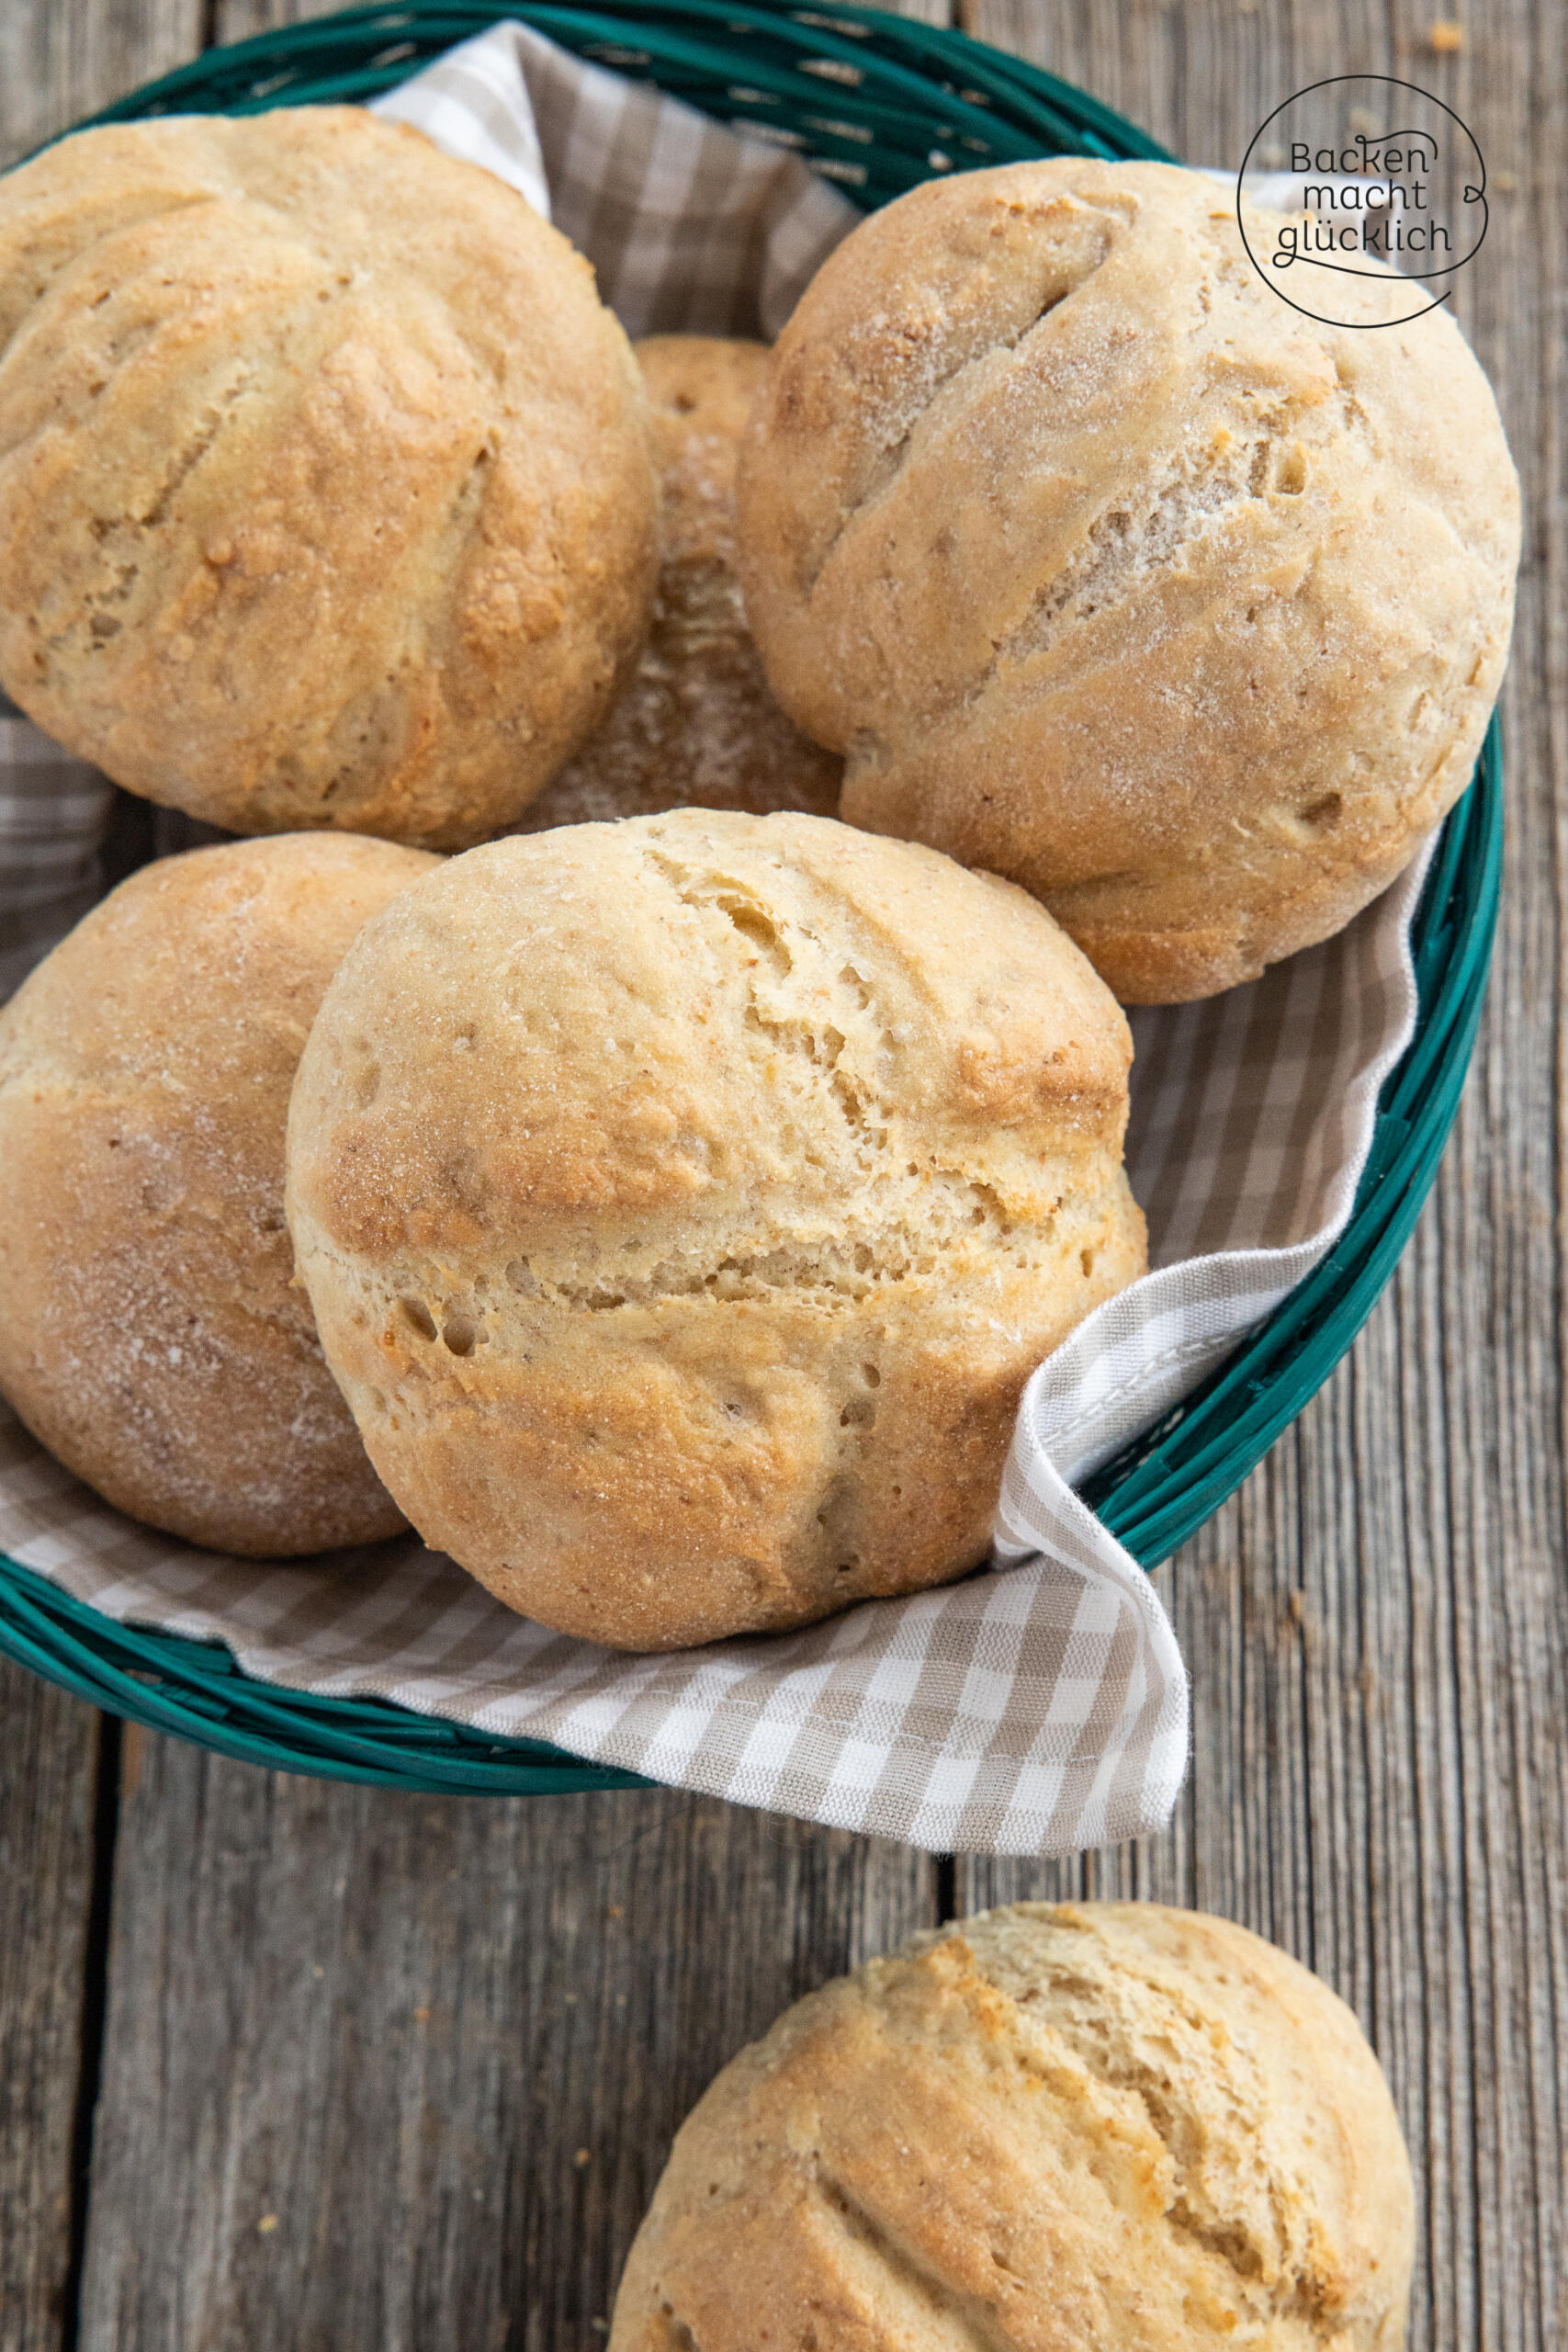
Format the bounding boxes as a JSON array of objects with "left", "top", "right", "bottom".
[{"left": 1, "top": 2, "right": 1562, "bottom": 2345}]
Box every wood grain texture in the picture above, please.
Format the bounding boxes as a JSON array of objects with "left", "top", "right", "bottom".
[
  {"left": 959, "top": 6, "right": 1568, "bottom": 2350},
  {"left": 210, "top": 0, "right": 959, "bottom": 44},
  {"left": 0, "top": 0, "right": 202, "bottom": 170},
  {"left": 0, "top": 0, "right": 1562, "bottom": 2346},
  {"left": 0, "top": 1662, "right": 105, "bottom": 2352},
  {"left": 211, "top": 0, "right": 355, "bottom": 41},
  {"left": 75, "top": 1743, "right": 936, "bottom": 2351}
]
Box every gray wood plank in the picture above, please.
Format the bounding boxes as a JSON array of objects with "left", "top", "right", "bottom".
[
  {"left": 77, "top": 1742, "right": 936, "bottom": 2351},
  {"left": 213, "top": 0, "right": 955, "bottom": 39},
  {"left": 0, "top": 1662, "right": 107, "bottom": 2352},
  {"left": 211, "top": 0, "right": 356, "bottom": 42},
  {"left": 959, "top": 6, "right": 1568, "bottom": 2350},
  {"left": 0, "top": 0, "right": 204, "bottom": 170}
]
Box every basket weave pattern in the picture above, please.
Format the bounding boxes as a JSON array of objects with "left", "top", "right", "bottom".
[{"left": 0, "top": 3, "right": 1502, "bottom": 1792}]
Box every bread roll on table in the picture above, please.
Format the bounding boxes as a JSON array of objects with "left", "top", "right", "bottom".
[{"left": 612, "top": 1902, "right": 1416, "bottom": 2351}]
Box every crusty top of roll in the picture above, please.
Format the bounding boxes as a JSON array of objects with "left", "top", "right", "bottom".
[
  {"left": 737, "top": 158, "right": 1518, "bottom": 1001},
  {"left": 285, "top": 809, "right": 1145, "bottom": 1647},
  {"left": 612, "top": 1901, "right": 1416, "bottom": 2350},
  {"left": 0, "top": 108, "right": 657, "bottom": 847}
]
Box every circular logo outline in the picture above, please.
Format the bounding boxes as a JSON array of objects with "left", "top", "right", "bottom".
[{"left": 1236, "top": 75, "right": 1488, "bottom": 330}]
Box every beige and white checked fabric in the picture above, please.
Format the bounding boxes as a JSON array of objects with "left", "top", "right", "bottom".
[{"left": 0, "top": 28, "right": 1436, "bottom": 1854}]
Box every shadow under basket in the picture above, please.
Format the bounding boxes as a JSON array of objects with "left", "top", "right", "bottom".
[{"left": 0, "top": 4, "right": 1504, "bottom": 1794}]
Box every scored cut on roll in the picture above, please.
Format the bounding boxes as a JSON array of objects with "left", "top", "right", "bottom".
[
  {"left": 285, "top": 808, "right": 1147, "bottom": 1650},
  {"left": 517, "top": 335, "right": 841, "bottom": 831},
  {"left": 0, "top": 833, "right": 436, "bottom": 1556},
  {"left": 736, "top": 157, "right": 1519, "bottom": 1003},
  {"left": 0, "top": 108, "right": 659, "bottom": 848},
  {"left": 611, "top": 1901, "right": 1416, "bottom": 2352}
]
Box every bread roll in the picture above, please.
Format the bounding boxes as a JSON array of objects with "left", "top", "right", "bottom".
[
  {"left": 518, "top": 334, "right": 840, "bottom": 831},
  {"left": 285, "top": 809, "right": 1145, "bottom": 1648},
  {"left": 737, "top": 158, "right": 1519, "bottom": 1002},
  {"left": 0, "top": 109, "right": 658, "bottom": 848},
  {"left": 0, "top": 833, "right": 435, "bottom": 1555},
  {"left": 612, "top": 1902, "right": 1416, "bottom": 2350}
]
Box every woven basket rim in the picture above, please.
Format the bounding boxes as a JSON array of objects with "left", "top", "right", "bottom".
[{"left": 0, "top": 2, "right": 1503, "bottom": 1795}]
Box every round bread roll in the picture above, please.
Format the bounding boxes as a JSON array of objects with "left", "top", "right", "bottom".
[
  {"left": 0, "top": 833, "right": 436, "bottom": 1555},
  {"left": 518, "top": 334, "right": 841, "bottom": 831},
  {"left": 612, "top": 1902, "right": 1416, "bottom": 2351},
  {"left": 737, "top": 158, "right": 1520, "bottom": 1002},
  {"left": 285, "top": 809, "right": 1146, "bottom": 1649},
  {"left": 0, "top": 109, "right": 658, "bottom": 848}
]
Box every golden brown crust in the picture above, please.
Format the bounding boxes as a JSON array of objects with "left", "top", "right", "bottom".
[
  {"left": 0, "top": 833, "right": 435, "bottom": 1555},
  {"left": 286, "top": 809, "right": 1145, "bottom": 1648},
  {"left": 0, "top": 110, "right": 659, "bottom": 848},
  {"left": 736, "top": 159, "right": 1520, "bottom": 1002},
  {"left": 518, "top": 336, "right": 841, "bottom": 831},
  {"left": 611, "top": 1902, "right": 1416, "bottom": 2351}
]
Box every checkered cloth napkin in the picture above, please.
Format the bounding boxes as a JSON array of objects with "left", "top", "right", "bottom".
[{"left": 0, "top": 27, "right": 1432, "bottom": 1855}]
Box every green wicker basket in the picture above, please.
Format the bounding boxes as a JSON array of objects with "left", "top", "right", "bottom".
[{"left": 0, "top": 3, "right": 1503, "bottom": 1794}]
